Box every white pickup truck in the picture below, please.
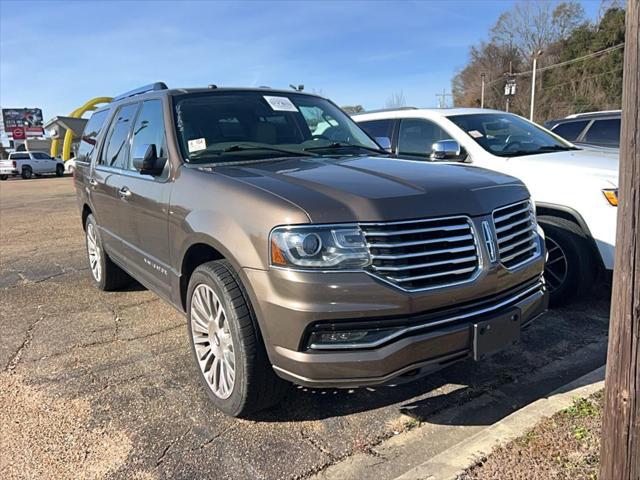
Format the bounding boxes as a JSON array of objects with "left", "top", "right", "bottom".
[
  {"left": 354, "top": 108, "right": 618, "bottom": 306},
  {"left": 0, "top": 151, "right": 65, "bottom": 180}
]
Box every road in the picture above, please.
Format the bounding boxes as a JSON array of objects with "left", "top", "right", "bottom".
[{"left": 0, "top": 176, "right": 610, "bottom": 480}]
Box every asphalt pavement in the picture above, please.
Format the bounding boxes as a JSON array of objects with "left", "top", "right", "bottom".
[{"left": 0, "top": 176, "right": 610, "bottom": 480}]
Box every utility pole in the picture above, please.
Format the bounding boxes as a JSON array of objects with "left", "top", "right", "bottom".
[
  {"left": 435, "top": 88, "right": 452, "bottom": 109},
  {"left": 599, "top": 1, "right": 640, "bottom": 479},
  {"left": 530, "top": 50, "right": 542, "bottom": 121},
  {"left": 480, "top": 73, "right": 485, "bottom": 108}
]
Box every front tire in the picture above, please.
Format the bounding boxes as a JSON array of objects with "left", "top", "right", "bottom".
[
  {"left": 84, "top": 214, "right": 131, "bottom": 291},
  {"left": 56, "top": 164, "right": 64, "bottom": 177},
  {"left": 187, "top": 260, "right": 288, "bottom": 417},
  {"left": 538, "top": 216, "right": 597, "bottom": 307}
]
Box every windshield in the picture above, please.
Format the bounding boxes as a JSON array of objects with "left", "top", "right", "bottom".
[
  {"left": 173, "top": 91, "right": 382, "bottom": 163},
  {"left": 447, "top": 113, "right": 576, "bottom": 157}
]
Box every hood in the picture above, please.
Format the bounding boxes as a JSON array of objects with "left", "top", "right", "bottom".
[
  {"left": 207, "top": 156, "right": 529, "bottom": 223},
  {"left": 512, "top": 147, "right": 618, "bottom": 181}
]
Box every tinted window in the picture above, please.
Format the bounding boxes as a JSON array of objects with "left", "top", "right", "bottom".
[
  {"left": 552, "top": 120, "right": 589, "bottom": 141},
  {"left": 32, "top": 152, "right": 50, "bottom": 159},
  {"left": 173, "top": 91, "right": 379, "bottom": 163},
  {"left": 100, "top": 103, "right": 139, "bottom": 168},
  {"left": 11, "top": 153, "right": 29, "bottom": 160},
  {"left": 359, "top": 119, "right": 394, "bottom": 141},
  {"left": 78, "top": 109, "right": 109, "bottom": 163},
  {"left": 129, "top": 100, "right": 167, "bottom": 172},
  {"left": 398, "top": 118, "right": 452, "bottom": 157},
  {"left": 448, "top": 113, "right": 571, "bottom": 157},
  {"left": 584, "top": 119, "right": 620, "bottom": 147}
]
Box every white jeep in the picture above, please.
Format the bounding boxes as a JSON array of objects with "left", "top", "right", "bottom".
[
  {"left": 354, "top": 108, "right": 618, "bottom": 306},
  {"left": 0, "top": 151, "right": 65, "bottom": 180}
]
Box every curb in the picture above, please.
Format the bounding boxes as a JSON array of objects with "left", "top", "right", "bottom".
[{"left": 392, "top": 365, "right": 606, "bottom": 480}]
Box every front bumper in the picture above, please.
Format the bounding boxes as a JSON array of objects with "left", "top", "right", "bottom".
[{"left": 244, "top": 247, "right": 546, "bottom": 388}]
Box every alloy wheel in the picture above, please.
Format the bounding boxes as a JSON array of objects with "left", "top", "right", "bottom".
[
  {"left": 544, "top": 236, "right": 568, "bottom": 294},
  {"left": 191, "top": 284, "right": 236, "bottom": 399},
  {"left": 86, "top": 223, "right": 102, "bottom": 282}
]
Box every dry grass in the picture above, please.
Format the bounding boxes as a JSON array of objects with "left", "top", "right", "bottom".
[{"left": 459, "top": 391, "right": 604, "bottom": 480}]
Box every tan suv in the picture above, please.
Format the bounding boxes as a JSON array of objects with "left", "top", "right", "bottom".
[{"left": 74, "top": 83, "right": 547, "bottom": 417}]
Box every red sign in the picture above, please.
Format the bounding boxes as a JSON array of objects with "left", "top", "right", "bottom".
[{"left": 10, "top": 127, "right": 26, "bottom": 140}]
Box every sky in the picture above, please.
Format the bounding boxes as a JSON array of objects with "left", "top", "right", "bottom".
[{"left": 1, "top": 0, "right": 602, "bottom": 123}]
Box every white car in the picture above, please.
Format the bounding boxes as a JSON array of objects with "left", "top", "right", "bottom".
[
  {"left": 354, "top": 108, "right": 618, "bottom": 306},
  {"left": 0, "top": 151, "right": 65, "bottom": 180}
]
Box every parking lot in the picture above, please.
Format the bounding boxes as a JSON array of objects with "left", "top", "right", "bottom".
[{"left": 0, "top": 177, "right": 611, "bottom": 480}]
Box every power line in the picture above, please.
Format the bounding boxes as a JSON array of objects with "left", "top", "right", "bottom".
[
  {"left": 481, "top": 42, "right": 625, "bottom": 88},
  {"left": 513, "top": 42, "right": 625, "bottom": 77}
]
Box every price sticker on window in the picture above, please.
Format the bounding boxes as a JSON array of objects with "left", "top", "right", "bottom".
[{"left": 263, "top": 96, "right": 298, "bottom": 112}]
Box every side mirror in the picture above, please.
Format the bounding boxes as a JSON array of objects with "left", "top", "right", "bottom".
[
  {"left": 375, "top": 136, "right": 392, "bottom": 152},
  {"left": 132, "top": 144, "right": 166, "bottom": 176},
  {"left": 430, "top": 140, "right": 466, "bottom": 161}
]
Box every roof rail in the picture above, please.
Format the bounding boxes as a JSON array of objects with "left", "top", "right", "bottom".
[
  {"left": 113, "top": 82, "right": 168, "bottom": 102},
  {"left": 351, "top": 106, "right": 418, "bottom": 116}
]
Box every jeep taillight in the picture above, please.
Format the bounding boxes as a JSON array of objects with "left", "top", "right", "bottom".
[{"left": 12, "top": 161, "right": 16, "bottom": 169}]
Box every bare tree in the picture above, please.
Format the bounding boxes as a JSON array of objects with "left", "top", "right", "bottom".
[
  {"left": 385, "top": 91, "right": 407, "bottom": 109},
  {"left": 491, "top": 0, "right": 585, "bottom": 56}
]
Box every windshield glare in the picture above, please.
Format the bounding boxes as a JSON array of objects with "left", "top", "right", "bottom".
[
  {"left": 447, "top": 113, "right": 574, "bottom": 157},
  {"left": 173, "top": 91, "right": 380, "bottom": 163}
]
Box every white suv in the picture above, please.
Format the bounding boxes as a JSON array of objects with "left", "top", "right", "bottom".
[
  {"left": 0, "top": 151, "right": 65, "bottom": 180},
  {"left": 354, "top": 108, "right": 618, "bottom": 306}
]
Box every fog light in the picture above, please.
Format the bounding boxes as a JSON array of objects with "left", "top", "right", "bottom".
[{"left": 307, "top": 328, "right": 399, "bottom": 350}]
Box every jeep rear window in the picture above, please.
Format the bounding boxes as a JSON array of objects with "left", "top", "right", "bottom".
[{"left": 173, "top": 91, "right": 380, "bottom": 163}]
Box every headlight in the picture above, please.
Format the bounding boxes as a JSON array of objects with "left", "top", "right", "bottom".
[
  {"left": 270, "top": 225, "right": 371, "bottom": 269},
  {"left": 602, "top": 188, "right": 618, "bottom": 206}
]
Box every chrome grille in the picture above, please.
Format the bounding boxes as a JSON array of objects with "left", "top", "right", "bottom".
[
  {"left": 493, "top": 200, "right": 539, "bottom": 269},
  {"left": 361, "top": 216, "right": 480, "bottom": 291}
]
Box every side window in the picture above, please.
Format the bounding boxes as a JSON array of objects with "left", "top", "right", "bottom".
[
  {"left": 552, "top": 120, "right": 589, "bottom": 141},
  {"left": 11, "top": 153, "right": 29, "bottom": 160},
  {"left": 584, "top": 119, "right": 620, "bottom": 147},
  {"left": 99, "top": 103, "right": 139, "bottom": 169},
  {"left": 359, "top": 119, "right": 394, "bottom": 141},
  {"left": 129, "top": 100, "right": 167, "bottom": 172},
  {"left": 398, "top": 118, "right": 452, "bottom": 157},
  {"left": 32, "top": 152, "right": 50, "bottom": 160},
  {"left": 77, "top": 109, "right": 109, "bottom": 163}
]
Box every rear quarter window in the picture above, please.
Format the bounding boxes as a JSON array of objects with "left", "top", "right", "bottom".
[
  {"left": 10, "top": 153, "right": 29, "bottom": 160},
  {"left": 77, "top": 109, "right": 110, "bottom": 163},
  {"left": 551, "top": 120, "right": 589, "bottom": 141}
]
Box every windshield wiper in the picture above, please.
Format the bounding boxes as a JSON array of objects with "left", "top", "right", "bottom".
[
  {"left": 532, "top": 145, "right": 577, "bottom": 153},
  {"left": 304, "top": 142, "right": 388, "bottom": 155},
  {"left": 190, "top": 143, "right": 319, "bottom": 161}
]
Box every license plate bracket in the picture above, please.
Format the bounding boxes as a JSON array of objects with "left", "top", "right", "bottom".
[{"left": 473, "top": 309, "right": 521, "bottom": 361}]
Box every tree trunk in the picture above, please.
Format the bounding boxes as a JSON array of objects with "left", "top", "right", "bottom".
[{"left": 599, "top": 1, "right": 640, "bottom": 479}]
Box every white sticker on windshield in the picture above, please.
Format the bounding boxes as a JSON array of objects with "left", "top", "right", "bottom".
[
  {"left": 468, "top": 130, "right": 484, "bottom": 138},
  {"left": 263, "top": 96, "right": 298, "bottom": 112},
  {"left": 188, "top": 138, "right": 206, "bottom": 153}
]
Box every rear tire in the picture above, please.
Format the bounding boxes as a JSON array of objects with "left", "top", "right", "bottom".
[
  {"left": 21, "top": 166, "right": 32, "bottom": 179},
  {"left": 84, "top": 214, "right": 131, "bottom": 291},
  {"left": 0, "top": 175, "right": 7, "bottom": 181},
  {"left": 55, "top": 164, "right": 64, "bottom": 177},
  {"left": 186, "top": 260, "right": 288, "bottom": 417},
  {"left": 538, "top": 216, "right": 597, "bottom": 307}
]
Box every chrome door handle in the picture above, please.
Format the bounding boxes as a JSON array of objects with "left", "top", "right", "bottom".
[
  {"left": 89, "top": 178, "right": 98, "bottom": 187},
  {"left": 118, "top": 186, "right": 132, "bottom": 199}
]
